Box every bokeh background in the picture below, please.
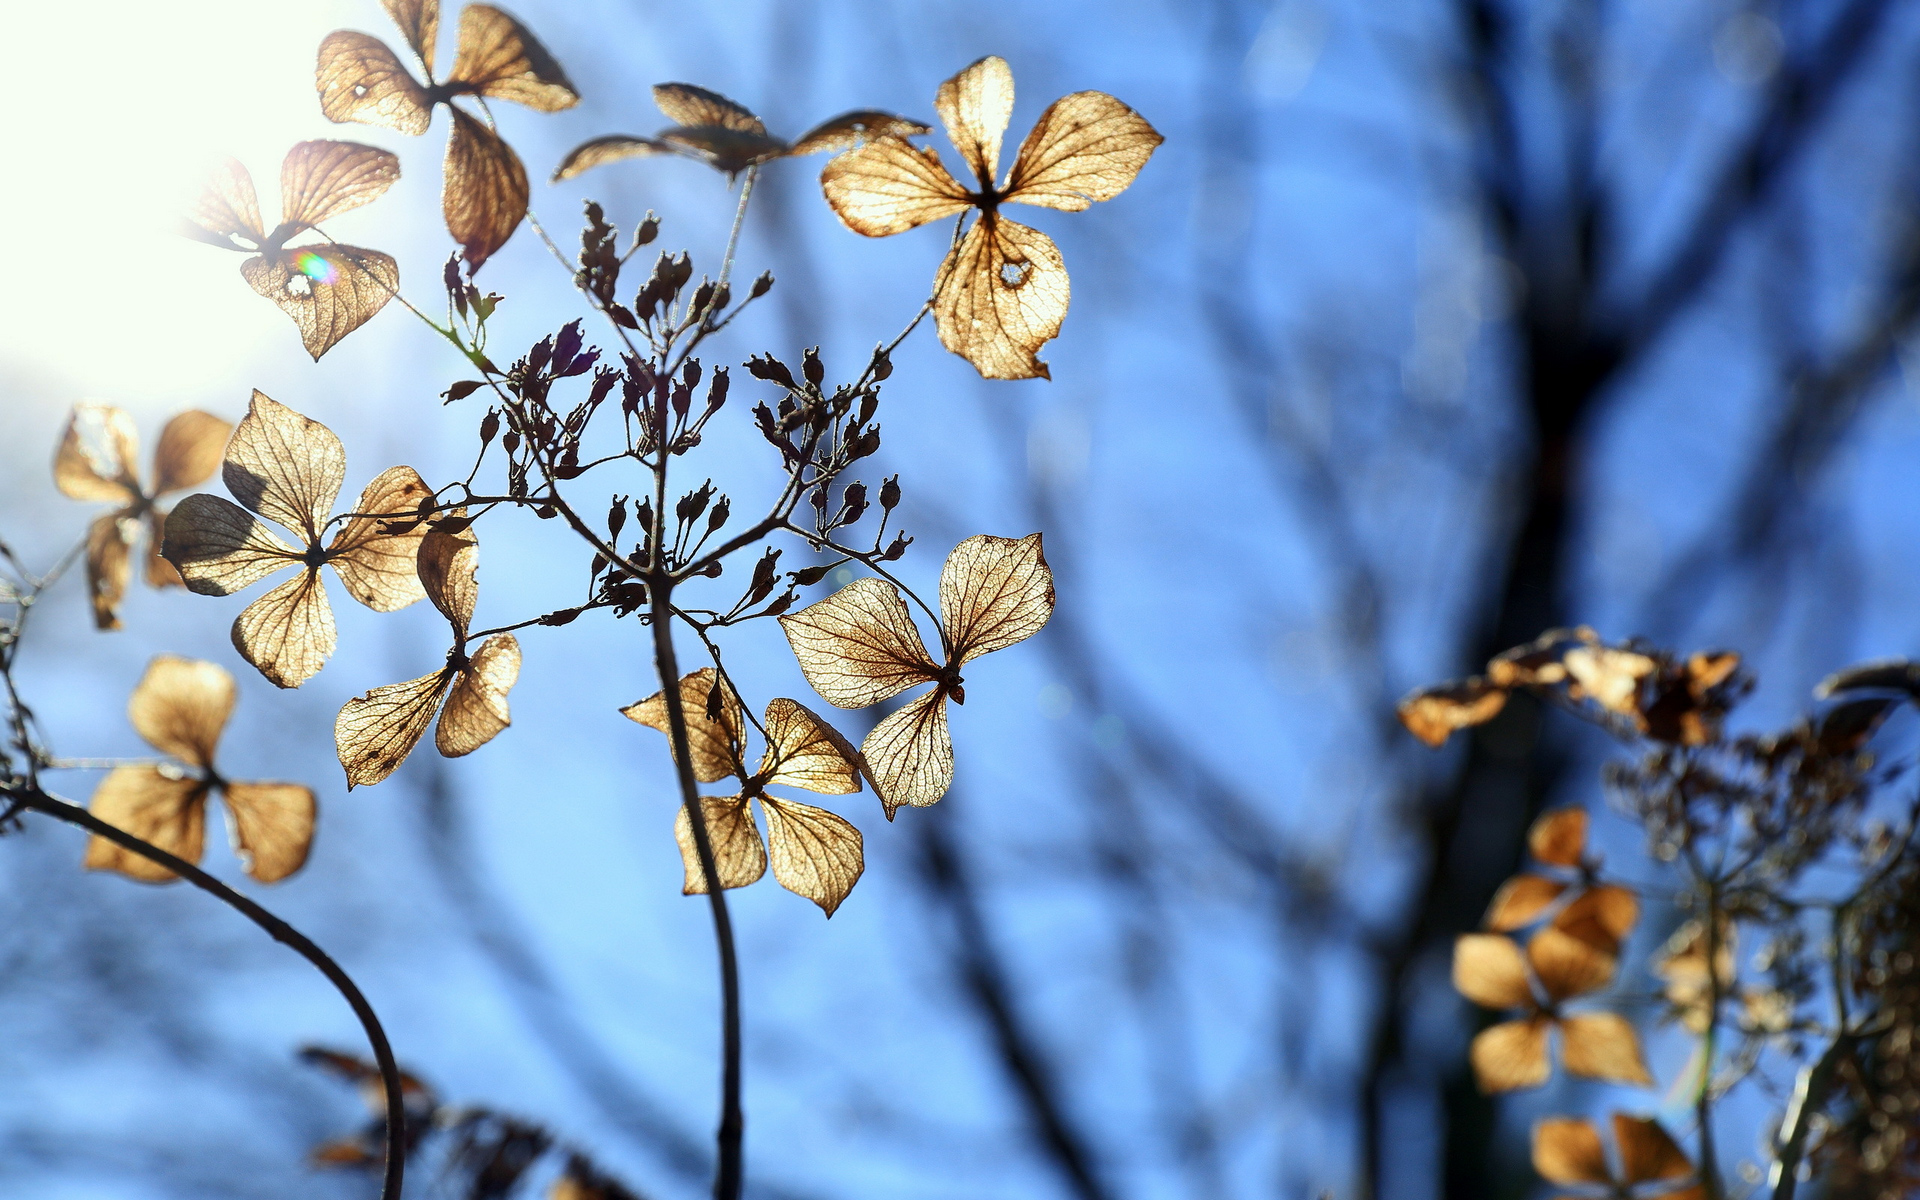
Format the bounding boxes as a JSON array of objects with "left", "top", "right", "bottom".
[{"left": 5, "top": 0, "right": 1920, "bottom": 1197}]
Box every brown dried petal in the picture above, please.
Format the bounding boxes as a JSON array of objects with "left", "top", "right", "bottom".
[
  {"left": 317, "top": 30, "right": 433, "bottom": 136},
  {"left": 1486, "top": 626, "right": 1595, "bottom": 686},
  {"left": 84, "top": 513, "right": 134, "bottom": 631},
  {"left": 934, "top": 55, "right": 1014, "bottom": 188},
  {"left": 54, "top": 403, "right": 141, "bottom": 505},
  {"left": 661, "top": 125, "right": 789, "bottom": 174},
  {"left": 1531, "top": 1117, "right": 1611, "bottom": 1185},
  {"left": 551, "top": 135, "right": 673, "bottom": 182},
  {"left": 438, "top": 633, "right": 518, "bottom": 756},
  {"left": 223, "top": 782, "right": 317, "bottom": 883},
  {"left": 621, "top": 668, "right": 744, "bottom": 783},
  {"left": 1550, "top": 884, "right": 1638, "bottom": 957},
  {"left": 1528, "top": 925, "right": 1615, "bottom": 1003},
  {"left": 444, "top": 106, "right": 529, "bottom": 270},
  {"left": 1397, "top": 678, "right": 1507, "bottom": 748},
  {"left": 223, "top": 392, "right": 346, "bottom": 541},
  {"left": 1613, "top": 1115, "right": 1693, "bottom": 1185},
  {"left": 163, "top": 493, "right": 300, "bottom": 597},
  {"left": 860, "top": 689, "right": 953, "bottom": 817},
  {"left": 151, "top": 410, "right": 232, "bottom": 495},
  {"left": 279, "top": 140, "right": 402, "bottom": 230},
  {"left": 651, "top": 83, "right": 765, "bottom": 134},
  {"left": 1564, "top": 645, "right": 1656, "bottom": 715},
  {"left": 1452, "top": 932, "right": 1535, "bottom": 1010},
  {"left": 818, "top": 136, "right": 972, "bottom": 237},
  {"left": 674, "top": 795, "right": 766, "bottom": 893},
  {"left": 448, "top": 5, "right": 578, "bottom": 111},
  {"left": 234, "top": 568, "right": 337, "bottom": 689},
  {"left": 1559, "top": 1013, "right": 1652, "bottom": 1085},
  {"left": 939, "top": 533, "right": 1054, "bottom": 666},
  {"left": 327, "top": 466, "right": 434, "bottom": 612},
  {"left": 788, "top": 111, "right": 931, "bottom": 158},
  {"left": 383, "top": 0, "right": 440, "bottom": 68},
  {"left": 129, "top": 655, "right": 234, "bottom": 769},
  {"left": 187, "top": 158, "right": 268, "bottom": 246},
  {"left": 243, "top": 244, "right": 400, "bottom": 360},
  {"left": 780, "top": 577, "right": 939, "bottom": 709},
  {"left": 1528, "top": 807, "right": 1588, "bottom": 867},
  {"left": 1470, "top": 1017, "right": 1550, "bottom": 1093},
  {"left": 933, "top": 214, "right": 1069, "bottom": 380},
  {"left": 760, "top": 796, "right": 863, "bottom": 916},
  {"left": 1004, "top": 90, "right": 1162, "bottom": 212},
  {"left": 417, "top": 525, "right": 479, "bottom": 633},
  {"left": 336, "top": 667, "right": 453, "bottom": 787},
  {"left": 1484, "top": 874, "right": 1567, "bottom": 932},
  {"left": 144, "top": 511, "right": 183, "bottom": 589},
  {"left": 83, "top": 767, "right": 209, "bottom": 883},
  {"left": 758, "top": 698, "right": 862, "bottom": 795}
]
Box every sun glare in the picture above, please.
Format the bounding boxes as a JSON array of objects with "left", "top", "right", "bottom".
[{"left": 0, "top": 1, "right": 362, "bottom": 408}]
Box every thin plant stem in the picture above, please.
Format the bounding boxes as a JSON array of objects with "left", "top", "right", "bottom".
[
  {"left": 716, "top": 167, "right": 759, "bottom": 295},
  {"left": 8, "top": 786, "right": 406, "bottom": 1200}
]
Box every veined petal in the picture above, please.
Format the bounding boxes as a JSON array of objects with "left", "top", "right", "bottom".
[
  {"left": 54, "top": 403, "right": 142, "bottom": 505},
  {"left": 448, "top": 5, "right": 578, "bottom": 112},
  {"left": 760, "top": 796, "right": 863, "bottom": 916},
  {"left": 674, "top": 795, "right": 766, "bottom": 893},
  {"left": 758, "top": 698, "right": 862, "bottom": 795},
  {"left": 317, "top": 30, "right": 433, "bottom": 136},
  {"left": 1469, "top": 1016, "right": 1551, "bottom": 1093},
  {"left": 1531, "top": 1118, "right": 1611, "bottom": 1186},
  {"left": 335, "top": 667, "right": 453, "bottom": 787},
  {"left": 83, "top": 767, "right": 209, "bottom": 884},
  {"left": 83, "top": 512, "right": 134, "bottom": 631},
  {"left": 162, "top": 492, "right": 301, "bottom": 596},
  {"left": 934, "top": 55, "right": 1014, "bottom": 189},
  {"left": 279, "top": 140, "right": 402, "bottom": 230},
  {"left": 938, "top": 533, "right": 1054, "bottom": 666},
  {"left": 224, "top": 391, "right": 346, "bottom": 541},
  {"left": 233, "top": 568, "right": 337, "bottom": 688},
  {"left": 244, "top": 244, "right": 400, "bottom": 360},
  {"left": 819, "top": 137, "right": 971, "bottom": 237},
  {"left": 932, "top": 214, "right": 1068, "bottom": 380},
  {"left": 1003, "top": 90, "right": 1161, "bottom": 212},
  {"left": 437, "top": 633, "right": 518, "bottom": 756},
  {"left": 444, "top": 106, "right": 529, "bottom": 270},
  {"left": 621, "top": 667, "right": 743, "bottom": 783},
  {"left": 861, "top": 689, "right": 952, "bottom": 817},
  {"left": 150, "top": 410, "right": 232, "bottom": 495},
  {"left": 222, "top": 782, "right": 317, "bottom": 883},
  {"left": 129, "top": 655, "right": 234, "bottom": 769},
  {"left": 779, "top": 577, "right": 939, "bottom": 709},
  {"left": 327, "top": 466, "right": 433, "bottom": 612}
]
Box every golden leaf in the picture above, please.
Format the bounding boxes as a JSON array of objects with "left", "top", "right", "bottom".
[
  {"left": 1003, "top": 91, "right": 1162, "bottom": 212},
  {"left": 336, "top": 668, "right": 451, "bottom": 787},
  {"left": 1452, "top": 933, "right": 1534, "bottom": 1010},
  {"left": 1527, "top": 806, "right": 1588, "bottom": 867},
  {"left": 150, "top": 410, "right": 232, "bottom": 495},
  {"left": 1564, "top": 645, "right": 1656, "bottom": 715},
  {"left": 933, "top": 214, "right": 1069, "bottom": 380},
  {"left": 235, "top": 569, "right": 337, "bottom": 689},
  {"left": 788, "top": 111, "right": 931, "bottom": 158},
  {"left": 383, "top": 0, "right": 440, "bottom": 66},
  {"left": 83, "top": 513, "right": 133, "bottom": 631},
  {"left": 760, "top": 796, "right": 863, "bottom": 916},
  {"left": 438, "top": 633, "right": 518, "bottom": 756},
  {"left": 621, "top": 668, "right": 744, "bottom": 783},
  {"left": 54, "top": 403, "right": 140, "bottom": 505},
  {"left": 84, "top": 767, "right": 208, "bottom": 884},
  {"left": 1484, "top": 874, "right": 1566, "bottom": 931},
  {"left": 1531, "top": 1117, "right": 1610, "bottom": 1185},
  {"left": 1397, "top": 678, "right": 1507, "bottom": 747},
  {"left": 1559, "top": 1013, "right": 1652, "bottom": 1085},
  {"left": 674, "top": 795, "right": 766, "bottom": 893},
  {"left": 819, "top": 137, "right": 973, "bottom": 237},
  {"left": 325, "top": 465, "right": 434, "bottom": 612},
  {"left": 1469, "top": 1017, "right": 1550, "bottom": 1093},
  {"left": 552, "top": 135, "right": 673, "bottom": 183},
  {"left": 418, "top": 525, "right": 480, "bottom": 632},
  {"left": 1613, "top": 1114, "right": 1693, "bottom": 1185},
  {"left": 279, "top": 140, "right": 402, "bottom": 229},
  {"left": 652, "top": 83, "right": 765, "bottom": 134},
  {"left": 861, "top": 690, "right": 953, "bottom": 817},
  {"left": 243, "top": 244, "right": 401, "bottom": 361},
  {"left": 444, "top": 107, "right": 529, "bottom": 269},
  {"left": 129, "top": 655, "right": 234, "bottom": 769},
  {"left": 779, "top": 577, "right": 939, "bottom": 709},
  {"left": 757, "top": 698, "right": 862, "bottom": 795},
  {"left": 317, "top": 30, "right": 434, "bottom": 135},
  {"left": 188, "top": 158, "right": 269, "bottom": 247},
  {"left": 1549, "top": 884, "right": 1638, "bottom": 957},
  {"left": 223, "top": 391, "right": 346, "bottom": 542},
  {"left": 447, "top": 5, "right": 578, "bottom": 112},
  {"left": 225, "top": 782, "right": 317, "bottom": 883},
  {"left": 939, "top": 533, "right": 1054, "bottom": 667},
  {"left": 934, "top": 55, "right": 1015, "bottom": 188},
  {"left": 1528, "top": 924, "right": 1615, "bottom": 1003}
]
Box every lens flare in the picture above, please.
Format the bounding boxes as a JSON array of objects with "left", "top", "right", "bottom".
[{"left": 294, "top": 251, "right": 338, "bottom": 284}]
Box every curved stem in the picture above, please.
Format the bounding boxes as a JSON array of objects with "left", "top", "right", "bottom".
[{"left": 10, "top": 786, "right": 406, "bottom": 1200}]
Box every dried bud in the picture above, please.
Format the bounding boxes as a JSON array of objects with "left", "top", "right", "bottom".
[
  {"left": 502, "top": 429, "right": 522, "bottom": 455},
  {"left": 881, "top": 531, "right": 913, "bottom": 561},
  {"left": 749, "top": 271, "right": 774, "bottom": 299},
  {"left": 539, "top": 606, "right": 585, "bottom": 627},
  {"left": 443, "top": 380, "right": 485, "bottom": 403},
  {"left": 879, "top": 474, "right": 900, "bottom": 510},
  {"left": 840, "top": 482, "right": 868, "bottom": 526},
  {"left": 690, "top": 280, "right": 715, "bottom": 315},
  {"left": 803, "top": 347, "right": 825, "bottom": 387},
  {"left": 747, "top": 355, "right": 796, "bottom": 390},
  {"left": 708, "top": 496, "right": 731, "bottom": 531},
  {"left": 683, "top": 359, "right": 702, "bottom": 391},
  {"left": 793, "top": 563, "right": 832, "bottom": 586},
  {"left": 869, "top": 345, "right": 892, "bottom": 381},
  {"left": 710, "top": 283, "right": 730, "bottom": 312},
  {"left": 632, "top": 213, "right": 659, "bottom": 249},
  {"left": 607, "top": 497, "right": 627, "bottom": 542},
  {"left": 763, "top": 589, "right": 797, "bottom": 617},
  {"left": 705, "top": 366, "right": 730, "bottom": 415},
  {"left": 705, "top": 678, "right": 725, "bottom": 722}
]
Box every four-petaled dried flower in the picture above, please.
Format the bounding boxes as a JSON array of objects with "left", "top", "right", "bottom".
[
  {"left": 85, "top": 656, "right": 316, "bottom": 884},
  {"left": 185, "top": 141, "right": 403, "bottom": 359},
  {"left": 555, "top": 83, "right": 929, "bottom": 181},
  {"left": 1452, "top": 929, "right": 1653, "bottom": 1093},
  {"left": 820, "top": 56, "right": 1161, "bottom": 379},
  {"left": 623, "top": 669, "right": 865, "bottom": 915},
  {"left": 317, "top": 0, "right": 579, "bottom": 267},
  {"left": 1484, "top": 808, "right": 1640, "bottom": 968},
  {"left": 54, "top": 403, "right": 231, "bottom": 629},
  {"left": 334, "top": 523, "right": 522, "bottom": 787},
  {"left": 1532, "top": 1113, "right": 1702, "bottom": 1200},
  {"left": 163, "top": 392, "right": 432, "bottom": 688},
  {"left": 780, "top": 534, "right": 1054, "bottom": 816}
]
